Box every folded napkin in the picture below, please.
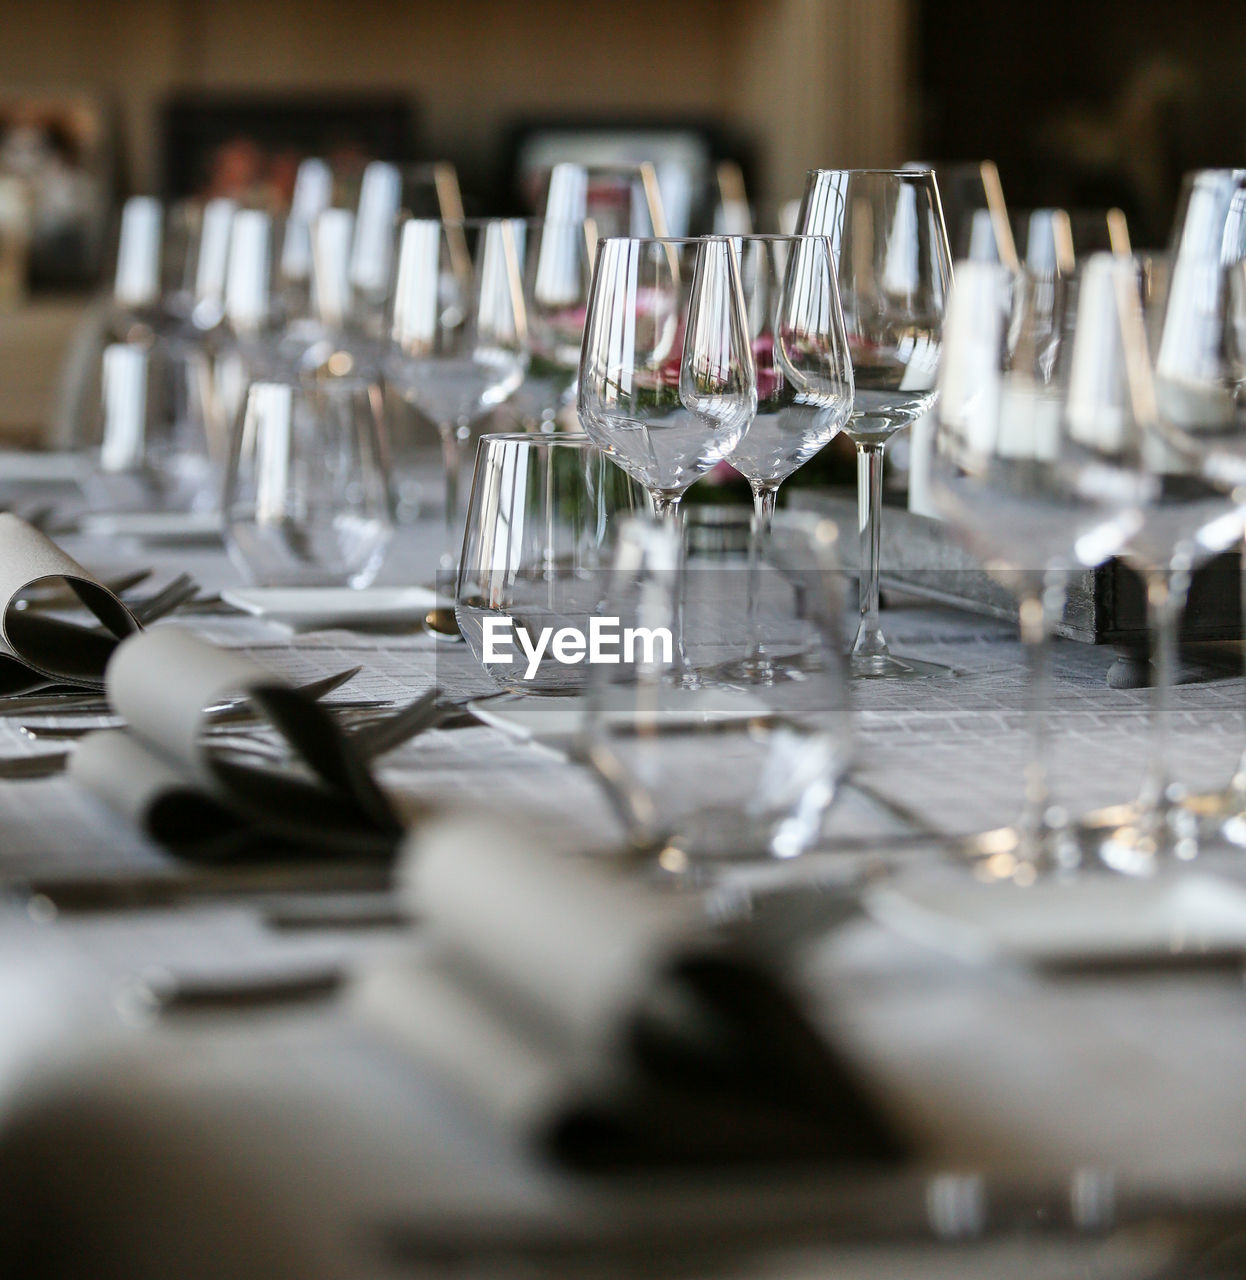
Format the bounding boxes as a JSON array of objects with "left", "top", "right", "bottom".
[
  {"left": 69, "top": 628, "right": 404, "bottom": 862},
  {"left": 354, "top": 815, "right": 907, "bottom": 1172},
  {"left": 0, "top": 514, "right": 141, "bottom": 695}
]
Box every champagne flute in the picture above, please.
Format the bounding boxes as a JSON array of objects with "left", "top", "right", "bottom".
[
  {"left": 384, "top": 217, "right": 529, "bottom": 566},
  {"left": 724, "top": 234, "right": 854, "bottom": 680},
  {"left": 798, "top": 168, "right": 953, "bottom": 677},
  {"left": 576, "top": 236, "right": 756, "bottom": 522}
]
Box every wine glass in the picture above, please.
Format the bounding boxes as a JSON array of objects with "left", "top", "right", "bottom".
[
  {"left": 930, "top": 259, "right": 1143, "bottom": 875},
  {"left": 577, "top": 506, "right": 851, "bottom": 873},
  {"left": 1191, "top": 259, "right": 1246, "bottom": 843},
  {"left": 1062, "top": 253, "right": 1246, "bottom": 871},
  {"left": 455, "top": 432, "right": 645, "bottom": 693},
  {"left": 797, "top": 168, "right": 953, "bottom": 677},
  {"left": 576, "top": 236, "right": 756, "bottom": 522},
  {"left": 384, "top": 217, "right": 529, "bottom": 565},
  {"left": 724, "top": 234, "right": 854, "bottom": 680},
  {"left": 275, "top": 157, "right": 334, "bottom": 323},
  {"left": 509, "top": 217, "right": 594, "bottom": 432},
  {"left": 1124, "top": 170, "right": 1246, "bottom": 849},
  {"left": 223, "top": 377, "right": 393, "bottom": 588},
  {"left": 506, "top": 162, "right": 670, "bottom": 433}
]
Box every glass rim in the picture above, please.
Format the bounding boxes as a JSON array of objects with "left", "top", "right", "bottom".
[
  {"left": 399, "top": 215, "right": 543, "bottom": 229},
  {"left": 476, "top": 430, "right": 596, "bottom": 447},
  {"left": 805, "top": 167, "right": 936, "bottom": 179},
  {"left": 593, "top": 234, "right": 743, "bottom": 247},
  {"left": 594, "top": 233, "right": 835, "bottom": 250}
]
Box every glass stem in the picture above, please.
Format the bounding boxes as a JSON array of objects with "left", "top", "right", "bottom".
[
  {"left": 1140, "top": 563, "right": 1192, "bottom": 828},
  {"left": 1017, "top": 570, "right": 1067, "bottom": 855},
  {"left": 650, "top": 490, "right": 682, "bottom": 523},
  {"left": 649, "top": 490, "right": 688, "bottom": 678},
  {"left": 1234, "top": 532, "right": 1246, "bottom": 797},
  {"left": 854, "top": 442, "right": 889, "bottom": 659},
  {"left": 745, "top": 481, "right": 779, "bottom": 667},
  {"left": 439, "top": 425, "right": 461, "bottom": 537}
]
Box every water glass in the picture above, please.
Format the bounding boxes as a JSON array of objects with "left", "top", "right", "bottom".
[
  {"left": 223, "top": 379, "right": 393, "bottom": 587},
  {"left": 456, "top": 432, "right": 645, "bottom": 693},
  {"left": 578, "top": 507, "right": 852, "bottom": 870}
]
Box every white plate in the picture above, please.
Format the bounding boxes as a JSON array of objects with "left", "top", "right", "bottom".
[
  {"left": 79, "top": 510, "right": 224, "bottom": 544},
  {"left": 0, "top": 451, "right": 90, "bottom": 485},
  {"left": 864, "top": 874, "right": 1246, "bottom": 968},
  {"left": 221, "top": 585, "right": 439, "bottom": 631},
  {"left": 468, "top": 685, "right": 773, "bottom": 755}
]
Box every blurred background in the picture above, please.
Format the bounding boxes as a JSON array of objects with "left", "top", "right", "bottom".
[{"left": 0, "top": 0, "right": 1242, "bottom": 441}]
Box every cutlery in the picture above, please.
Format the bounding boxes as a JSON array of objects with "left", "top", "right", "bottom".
[
  {"left": 262, "top": 892, "right": 413, "bottom": 930},
  {"left": 12, "top": 864, "right": 393, "bottom": 913},
  {"left": 117, "top": 963, "right": 345, "bottom": 1019},
  {"left": 0, "top": 753, "right": 69, "bottom": 779},
  {"left": 423, "top": 606, "right": 463, "bottom": 640},
  {"left": 1, "top": 665, "right": 364, "bottom": 720},
  {"left": 129, "top": 572, "right": 199, "bottom": 625}
]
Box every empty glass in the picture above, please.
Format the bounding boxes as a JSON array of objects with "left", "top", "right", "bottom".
[
  {"left": 223, "top": 379, "right": 393, "bottom": 588},
  {"left": 455, "top": 432, "right": 644, "bottom": 693},
  {"left": 510, "top": 216, "right": 593, "bottom": 432},
  {"left": 724, "top": 234, "right": 854, "bottom": 679},
  {"left": 385, "top": 217, "right": 529, "bottom": 562},
  {"left": 577, "top": 235, "right": 757, "bottom": 521},
  {"left": 578, "top": 507, "right": 852, "bottom": 872},
  {"left": 931, "top": 260, "right": 1142, "bottom": 875},
  {"left": 798, "top": 168, "right": 953, "bottom": 677}
]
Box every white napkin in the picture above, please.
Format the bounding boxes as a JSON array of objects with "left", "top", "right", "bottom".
[
  {"left": 69, "top": 629, "right": 404, "bottom": 862},
  {"left": 354, "top": 813, "right": 906, "bottom": 1171},
  {"left": 0, "top": 514, "right": 141, "bottom": 695}
]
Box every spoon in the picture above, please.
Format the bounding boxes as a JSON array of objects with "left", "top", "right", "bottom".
[{"left": 424, "top": 607, "right": 462, "bottom": 641}]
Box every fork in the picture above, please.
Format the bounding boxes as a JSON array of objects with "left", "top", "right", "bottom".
[
  {"left": 129, "top": 572, "right": 199, "bottom": 625},
  {"left": 12, "top": 665, "right": 367, "bottom": 737}
]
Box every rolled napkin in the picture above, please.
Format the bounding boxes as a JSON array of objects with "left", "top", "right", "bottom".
[
  {"left": 354, "top": 814, "right": 907, "bottom": 1172},
  {"left": 69, "top": 629, "right": 403, "bottom": 862},
  {"left": 0, "top": 514, "right": 141, "bottom": 696}
]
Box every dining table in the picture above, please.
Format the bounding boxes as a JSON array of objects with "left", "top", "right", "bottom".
[{"left": 1, "top": 461, "right": 1245, "bottom": 1280}]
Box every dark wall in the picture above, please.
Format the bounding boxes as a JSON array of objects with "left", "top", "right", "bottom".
[{"left": 917, "top": 0, "right": 1246, "bottom": 246}]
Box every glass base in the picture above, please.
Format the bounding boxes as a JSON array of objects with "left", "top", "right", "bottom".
[
  {"left": 1168, "top": 784, "right": 1246, "bottom": 848},
  {"left": 851, "top": 652, "right": 955, "bottom": 680},
  {"left": 714, "top": 650, "right": 813, "bottom": 688},
  {"left": 953, "top": 818, "right": 1080, "bottom": 883},
  {"left": 1073, "top": 795, "right": 1202, "bottom": 875}
]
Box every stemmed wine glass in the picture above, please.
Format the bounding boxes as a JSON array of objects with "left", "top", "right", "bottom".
[
  {"left": 1055, "top": 251, "right": 1246, "bottom": 872},
  {"left": 511, "top": 217, "right": 594, "bottom": 432},
  {"left": 506, "top": 163, "right": 669, "bottom": 432},
  {"left": 798, "top": 168, "right": 953, "bottom": 677},
  {"left": 1105, "top": 170, "right": 1246, "bottom": 855},
  {"left": 724, "top": 234, "right": 854, "bottom": 680},
  {"left": 1189, "top": 257, "right": 1246, "bottom": 843},
  {"left": 576, "top": 236, "right": 756, "bottom": 522},
  {"left": 931, "top": 259, "right": 1143, "bottom": 874},
  {"left": 384, "top": 217, "right": 529, "bottom": 565}
]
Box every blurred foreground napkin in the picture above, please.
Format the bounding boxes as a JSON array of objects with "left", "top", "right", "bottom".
[
  {"left": 354, "top": 814, "right": 907, "bottom": 1172},
  {"left": 0, "top": 513, "right": 141, "bottom": 695},
  {"left": 69, "top": 628, "right": 404, "bottom": 862}
]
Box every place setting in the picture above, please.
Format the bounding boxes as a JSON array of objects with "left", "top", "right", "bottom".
[{"left": 5, "top": 53, "right": 1246, "bottom": 1274}]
